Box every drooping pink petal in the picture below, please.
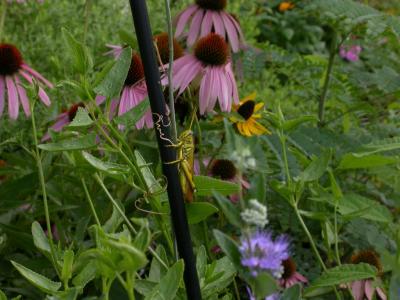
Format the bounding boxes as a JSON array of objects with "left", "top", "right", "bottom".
[
  {"left": 96, "top": 95, "right": 107, "bottom": 105},
  {"left": 351, "top": 280, "right": 365, "bottom": 300},
  {"left": 221, "top": 13, "right": 240, "bottom": 52},
  {"left": 212, "top": 12, "right": 226, "bottom": 38},
  {"left": 199, "top": 68, "right": 212, "bottom": 115},
  {"left": 227, "top": 13, "right": 245, "bottom": 41},
  {"left": 177, "top": 59, "right": 202, "bottom": 95},
  {"left": 226, "top": 63, "right": 239, "bottom": 104},
  {"left": 38, "top": 87, "right": 51, "bottom": 106},
  {"left": 294, "top": 272, "right": 308, "bottom": 283},
  {"left": 187, "top": 8, "right": 205, "bottom": 46},
  {"left": 0, "top": 76, "right": 5, "bottom": 117},
  {"left": 41, "top": 113, "right": 70, "bottom": 141},
  {"left": 21, "top": 64, "right": 53, "bottom": 88},
  {"left": 118, "top": 87, "right": 130, "bottom": 116},
  {"left": 14, "top": 75, "right": 30, "bottom": 117},
  {"left": 217, "top": 68, "right": 230, "bottom": 111},
  {"left": 376, "top": 287, "right": 387, "bottom": 300},
  {"left": 6, "top": 76, "right": 19, "bottom": 120},
  {"left": 207, "top": 68, "right": 219, "bottom": 112},
  {"left": 365, "top": 280, "right": 375, "bottom": 300},
  {"left": 201, "top": 10, "right": 214, "bottom": 37},
  {"left": 175, "top": 4, "right": 198, "bottom": 37}
]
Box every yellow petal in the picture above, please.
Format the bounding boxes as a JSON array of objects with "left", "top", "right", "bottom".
[
  {"left": 253, "top": 120, "right": 271, "bottom": 135},
  {"left": 254, "top": 103, "right": 264, "bottom": 112},
  {"left": 242, "top": 123, "right": 252, "bottom": 136},
  {"left": 240, "top": 92, "right": 257, "bottom": 104}
]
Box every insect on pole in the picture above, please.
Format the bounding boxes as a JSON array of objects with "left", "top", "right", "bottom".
[{"left": 127, "top": 1, "right": 202, "bottom": 299}]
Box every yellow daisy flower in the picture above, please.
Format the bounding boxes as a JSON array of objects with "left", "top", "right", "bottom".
[
  {"left": 230, "top": 93, "right": 271, "bottom": 137},
  {"left": 279, "top": 1, "right": 295, "bottom": 12}
]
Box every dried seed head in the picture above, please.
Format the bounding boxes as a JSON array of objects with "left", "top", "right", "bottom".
[
  {"left": 0, "top": 43, "right": 23, "bottom": 76},
  {"left": 194, "top": 33, "right": 229, "bottom": 66}
]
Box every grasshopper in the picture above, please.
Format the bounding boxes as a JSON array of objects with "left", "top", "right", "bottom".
[{"left": 156, "top": 111, "right": 196, "bottom": 202}]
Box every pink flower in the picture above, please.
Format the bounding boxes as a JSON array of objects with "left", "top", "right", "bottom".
[
  {"left": 175, "top": 0, "right": 244, "bottom": 52},
  {"left": 0, "top": 43, "right": 52, "bottom": 120},
  {"left": 104, "top": 44, "right": 125, "bottom": 59},
  {"left": 279, "top": 257, "right": 308, "bottom": 288},
  {"left": 169, "top": 33, "right": 239, "bottom": 115},
  {"left": 42, "top": 102, "right": 85, "bottom": 141},
  {"left": 7, "top": 0, "right": 43, "bottom": 3},
  {"left": 339, "top": 45, "right": 362, "bottom": 62},
  {"left": 342, "top": 250, "right": 387, "bottom": 300},
  {"left": 96, "top": 53, "right": 152, "bottom": 129}
]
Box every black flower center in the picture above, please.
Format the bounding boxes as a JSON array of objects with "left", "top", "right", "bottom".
[
  {"left": 237, "top": 100, "right": 255, "bottom": 120},
  {"left": 125, "top": 54, "right": 145, "bottom": 86},
  {"left": 0, "top": 43, "right": 23, "bottom": 76},
  {"left": 351, "top": 250, "right": 382, "bottom": 273},
  {"left": 282, "top": 258, "right": 297, "bottom": 279},
  {"left": 194, "top": 33, "right": 229, "bottom": 66},
  {"left": 154, "top": 33, "right": 184, "bottom": 65},
  {"left": 210, "top": 159, "right": 237, "bottom": 180},
  {"left": 68, "top": 103, "right": 85, "bottom": 122},
  {"left": 195, "top": 0, "right": 227, "bottom": 10}
]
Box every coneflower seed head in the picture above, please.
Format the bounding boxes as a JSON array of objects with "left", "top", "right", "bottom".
[
  {"left": 195, "top": 0, "right": 227, "bottom": 11},
  {"left": 124, "top": 54, "right": 145, "bottom": 86},
  {"left": 154, "top": 33, "right": 184, "bottom": 65},
  {"left": 0, "top": 43, "right": 23, "bottom": 76},
  {"left": 194, "top": 33, "right": 229, "bottom": 66},
  {"left": 211, "top": 159, "right": 237, "bottom": 180}
]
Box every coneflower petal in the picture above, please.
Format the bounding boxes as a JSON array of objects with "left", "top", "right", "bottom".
[
  {"left": 376, "top": 287, "right": 387, "bottom": 300},
  {"left": 175, "top": 4, "right": 198, "bottom": 37},
  {"left": 221, "top": 13, "right": 239, "bottom": 52},
  {"left": 95, "top": 95, "right": 106, "bottom": 105},
  {"left": 212, "top": 13, "right": 225, "bottom": 37},
  {"left": 118, "top": 87, "right": 129, "bottom": 115},
  {"left": 6, "top": 76, "right": 19, "bottom": 120},
  {"left": 364, "top": 280, "right": 374, "bottom": 300},
  {"left": 38, "top": 87, "right": 51, "bottom": 106},
  {"left": 14, "top": 76, "right": 30, "bottom": 116},
  {"left": 201, "top": 10, "right": 213, "bottom": 36},
  {"left": 226, "top": 63, "right": 239, "bottom": 103},
  {"left": 21, "top": 64, "right": 53, "bottom": 88},
  {"left": 351, "top": 280, "right": 365, "bottom": 300},
  {"left": 188, "top": 9, "right": 204, "bottom": 46},
  {"left": 178, "top": 60, "right": 202, "bottom": 95},
  {"left": 208, "top": 68, "right": 219, "bottom": 112},
  {"left": 0, "top": 76, "right": 4, "bottom": 116},
  {"left": 218, "top": 69, "right": 229, "bottom": 111},
  {"left": 199, "top": 69, "right": 212, "bottom": 114}
]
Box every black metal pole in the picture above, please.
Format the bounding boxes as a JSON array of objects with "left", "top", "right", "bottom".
[{"left": 127, "top": 1, "right": 202, "bottom": 299}]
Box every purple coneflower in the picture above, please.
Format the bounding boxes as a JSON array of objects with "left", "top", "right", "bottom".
[
  {"left": 104, "top": 44, "right": 125, "bottom": 59},
  {"left": 170, "top": 33, "right": 239, "bottom": 114},
  {"left": 7, "top": 0, "right": 43, "bottom": 3},
  {"left": 97, "top": 53, "right": 152, "bottom": 129},
  {"left": 42, "top": 102, "right": 85, "bottom": 141},
  {"left": 240, "top": 230, "right": 290, "bottom": 277},
  {"left": 342, "top": 250, "right": 387, "bottom": 300},
  {"left": 339, "top": 45, "right": 362, "bottom": 62},
  {"left": 0, "top": 43, "right": 52, "bottom": 120},
  {"left": 279, "top": 257, "right": 308, "bottom": 288},
  {"left": 175, "top": 0, "right": 244, "bottom": 52},
  {"left": 154, "top": 32, "right": 184, "bottom": 66}
]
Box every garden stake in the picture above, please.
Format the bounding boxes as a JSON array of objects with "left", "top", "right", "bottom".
[{"left": 127, "top": 1, "right": 202, "bottom": 299}]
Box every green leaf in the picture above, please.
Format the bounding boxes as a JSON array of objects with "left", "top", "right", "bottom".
[
  {"left": 356, "top": 137, "right": 400, "bottom": 156},
  {"left": 298, "top": 150, "right": 331, "bottom": 182},
  {"left": 213, "top": 230, "right": 241, "bottom": 267},
  {"left": 62, "top": 28, "right": 92, "bottom": 74},
  {"left": 0, "top": 290, "right": 7, "bottom": 300},
  {"left": 194, "top": 175, "right": 239, "bottom": 196},
  {"left": 186, "top": 202, "right": 218, "bottom": 224},
  {"left": 202, "top": 257, "right": 236, "bottom": 298},
  {"left": 389, "top": 271, "right": 400, "bottom": 300},
  {"left": 281, "top": 283, "right": 301, "bottom": 300},
  {"left": 38, "top": 133, "right": 97, "bottom": 151},
  {"left": 148, "top": 245, "right": 168, "bottom": 282},
  {"left": 283, "top": 116, "right": 317, "bottom": 132},
  {"left": 61, "top": 250, "right": 74, "bottom": 283},
  {"left": 104, "top": 239, "right": 148, "bottom": 271},
  {"left": 32, "top": 221, "right": 50, "bottom": 254},
  {"left": 11, "top": 260, "right": 62, "bottom": 294},
  {"left": 337, "top": 194, "right": 392, "bottom": 223},
  {"left": 68, "top": 108, "right": 93, "bottom": 128},
  {"left": 213, "top": 192, "right": 242, "bottom": 228},
  {"left": 252, "top": 272, "right": 279, "bottom": 299},
  {"left": 94, "top": 47, "right": 132, "bottom": 99},
  {"left": 338, "top": 153, "right": 399, "bottom": 169},
  {"left": 113, "top": 98, "right": 150, "bottom": 127},
  {"left": 145, "top": 260, "right": 184, "bottom": 300},
  {"left": 81, "top": 151, "right": 128, "bottom": 176},
  {"left": 309, "top": 263, "right": 377, "bottom": 289}
]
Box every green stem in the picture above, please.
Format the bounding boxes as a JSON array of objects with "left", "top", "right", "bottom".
[
  {"left": 83, "top": 0, "right": 91, "bottom": 45},
  {"left": 318, "top": 30, "right": 337, "bottom": 127},
  {"left": 279, "top": 133, "right": 292, "bottom": 187},
  {"left": 80, "top": 177, "right": 101, "bottom": 227},
  {"left": 0, "top": 0, "right": 7, "bottom": 41},
  {"left": 125, "top": 272, "right": 135, "bottom": 300},
  {"left": 334, "top": 204, "right": 341, "bottom": 265},
  {"left": 164, "top": 0, "right": 177, "bottom": 142},
  {"left": 30, "top": 101, "right": 61, "bottom": 278}
]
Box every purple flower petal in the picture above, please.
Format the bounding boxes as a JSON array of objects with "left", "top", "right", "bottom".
[
  {"left": 21, "top": 64, "right": 53, "bottom": 88},
  {"left": 175, "top": 4, "right": 198, "bottom": 37},
  {"left": 0, "top": 76, "right": 5, "bottom": 117},
  {"left": 212, "top": 12, "right": 226, "bottom": 38},
  {"left": 200, "top": 10, "right": 213, "bottom": 37},
  {"left": 6, "top": 76, "right": 19, "bottom": 120},
  {"left": 14, "top": 75, "right": 30, "bottom": 117},
  {"left": 221, "top": 13, "right": 240, "bottom": 52},
  {"left": 187, "top": 8, "right": 204, "bottom": 46}
]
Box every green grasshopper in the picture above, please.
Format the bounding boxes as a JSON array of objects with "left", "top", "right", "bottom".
[{"left": 154, "top": 111, "right": 197, "bottom": 202}]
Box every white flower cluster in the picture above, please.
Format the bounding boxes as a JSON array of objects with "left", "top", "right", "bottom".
[
  {"left": 231, "top": 147, "right": 256, "bottom": 170},
  {"left": 241, "top": 199, "right": 268, "bottom": 228}
]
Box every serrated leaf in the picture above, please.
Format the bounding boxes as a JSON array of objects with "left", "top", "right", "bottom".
[
  {"left": 68, "top": 108, "right": 93, "bottom": 128},
  {"left": 309, "top": 263, "right": 377, "bottom": 289},
  {"left": 11, "top": 261, "right": 62, "bottom": 294},
  {"left": 94, "top": 47, "right": 132, "bottom": 99},
  {"left": 194, "top": 175, "right": 239, "bottom": 196},
  {"left": 356, "top": 137, "right": 400, "bottom": 156},
  {"left": 186, "top": 202, "right": 218, "bottom": 224},
  {"left": 38, "top": 133, "right": 97, "bottom": 151}
]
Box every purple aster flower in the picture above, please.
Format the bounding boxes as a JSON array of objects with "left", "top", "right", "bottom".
[
  {"left": 168, "top": 33, "right": 239, "bottom": 115},
  {"left": 96, "top": 53, "right": 153, "bottom": 129},
  {"left": 240, "top": 231, "right": 290, "bottom": 277},
  {"left": 175, "top": 0, "right": 245, "bottom": 52},
  {"left": 0, "top": 43, "right": 52, "bottom": 120},
  {"left": 339, "top": 45, "right": 362, "bottom": 62}
]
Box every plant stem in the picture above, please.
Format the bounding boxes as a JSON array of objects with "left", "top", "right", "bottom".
[
  {"left": 164, "top": 0, "right": 177, "bottom": 142},
  {"left": 279, "top": 133, "right": 292, "bottom": 187},
  {"left": 125, "top": 272, "right": 135, "bottom": 300},
  {"left": 83, "top": 0, "right": 91, "bottom": 45},
  {"left": 0, "top": 0, "right": 7, "bottom": 41},
  {"left": 334, "top": 204, "right": 341, "bottom": 265},
  {"left": 80, "top": 177, "right": 101, "bottom": 227},
  {"left": 318, "top": 30, "right": 337, "bottom": 127},
  {"left": 30, "top": 101, "right": 60, "bottom": 278}
]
